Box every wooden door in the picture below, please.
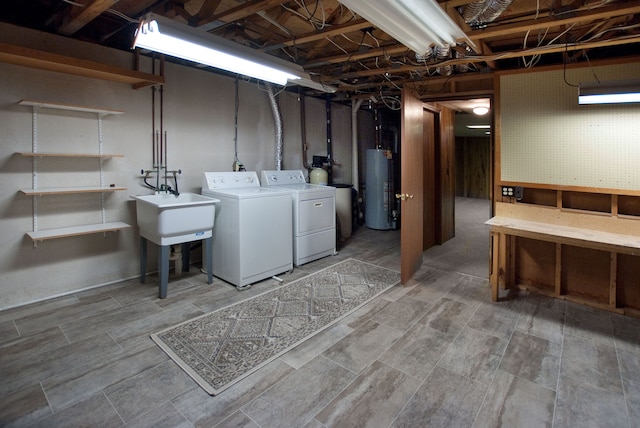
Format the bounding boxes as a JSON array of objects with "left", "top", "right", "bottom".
[
  {"left": 400, "top": 87, "right": 424, "bottom": 284},
  {"left": 438, "top": 107, "right": 456, "bottom": 243},
  {"left": 423, "top": 107, "right": 436, "bottom": 250}
]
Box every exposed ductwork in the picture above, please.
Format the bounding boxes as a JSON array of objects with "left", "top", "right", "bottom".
[
  {"left": 462, "top": 0, "right": 514, "bottom": 26},
  {"left": 265, "top": 83, "right": 284, "bottom": 171}
]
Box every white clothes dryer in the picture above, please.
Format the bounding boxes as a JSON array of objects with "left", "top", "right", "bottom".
[
  {"left": 202, "top": 171, "right": 292, "bottom": 289},
  {"left": 261, "top": 170, "right": 336, "bottom": 266}
]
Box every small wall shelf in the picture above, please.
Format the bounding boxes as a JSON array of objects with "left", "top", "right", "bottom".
[
  {"left": 18, "top": 99, "right": 130, "bottom": 246},
  {"left": 0, "top": 42, "right": 164, "bottom": 89},
  {"left": 17, "top": 152, "right": 124, "bottom": 159},
  {"left": 19, "top": 186, "right": 127, "bottom": 196},
  {"left": 27, "top": 222, "right": 131, "bottom": 242},
  {"left": 18, "top": 99, "right": 125, "bottom": 116}
]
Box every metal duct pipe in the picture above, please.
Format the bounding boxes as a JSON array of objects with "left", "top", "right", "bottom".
[
  {"left": 476, "top": 0, "right": 514, "bottom": 24},
  {"left": 462, "top": 0, "right": 486, "bottom": 23},
  {"left": 266, "top": 83, "right": 284, "bottom": 170},
  {"left": 463, "top": 0, "right": 514, "bottom": 25}
]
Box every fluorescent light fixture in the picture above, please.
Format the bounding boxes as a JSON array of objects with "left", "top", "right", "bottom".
[
  {"left": 337, "top": 0, "right": 473, "bottom": 54},
  {"left": 467, "top": 124, "right": 490, "bottom": 129},
  {"left": 133, "top": 13, "right": 335, "bottom": 92},
  {"left": 472, "top": 106, "right": 489, "bottom": 115},
  {"left": 578, "top": 79, "right": 640, "bottom": 105}
]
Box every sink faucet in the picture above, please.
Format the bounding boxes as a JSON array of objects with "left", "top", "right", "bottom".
[{"left": 166, "top": 185, "right": 179, "bottom": 196}]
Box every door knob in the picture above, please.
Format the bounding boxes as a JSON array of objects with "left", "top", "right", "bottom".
[{"left": 395, "top": 193, "right": 414, "bottom": 201}]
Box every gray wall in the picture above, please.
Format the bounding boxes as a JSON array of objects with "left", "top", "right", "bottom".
[{"left": 0, "top": 24, "right": 357, "bottom": 310}]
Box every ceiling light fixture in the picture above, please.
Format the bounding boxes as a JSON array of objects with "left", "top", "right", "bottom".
[
  {"left": 578, "top": 79, "right": 640, "bottom": 104},
  {"left": 472, "top": 106, "right": 489, "bottom": 115},
  {"left": 467, "top": 124, "right": 491, "bottom": 129},
  {"left": 132, "top": 13, "right": 335, "bottom": 92},
  {"left": 337, "top": 0, "right": 473, "bottom": 54}
]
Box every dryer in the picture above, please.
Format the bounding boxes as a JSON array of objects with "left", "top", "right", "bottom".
[
  {"left": 261, "top": 170, "right": 336, "bottom": 266},
  {"left": 202, "top": 171, "right": 292, "bottom": 289}
]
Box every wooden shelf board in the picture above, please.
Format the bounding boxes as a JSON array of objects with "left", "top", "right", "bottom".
[
  {"left": 20, "top": 186, "right": 127, "bottom": 195},
  {"left": 0, "top": 42, "right": 164, "bottom": 89},
  {"left": 18, "top": 99, "right": 124, "bottom": 116},
  {"left": 27, "top": 222, "right": 131, "bottom": 241},
  {"left": 16, "top": 152, "right": 123, "bottom": 158}
]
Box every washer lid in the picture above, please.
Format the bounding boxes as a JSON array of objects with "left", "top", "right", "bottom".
[{"left": 202, "top": 186, "right": 288, "bottom": 199}]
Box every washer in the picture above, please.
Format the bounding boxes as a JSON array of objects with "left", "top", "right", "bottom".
[
  {"left": 261, "top": 170, "right": 336, "bottom": 266},
  {"left": 202, "top": 171, "right": 292, "bottom": 289}
]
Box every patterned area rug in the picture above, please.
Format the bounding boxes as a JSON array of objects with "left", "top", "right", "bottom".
[{"left": 151, "top": 258, "right": 400, "bottom": 395}]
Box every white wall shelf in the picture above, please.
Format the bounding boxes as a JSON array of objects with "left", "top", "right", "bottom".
[
  {"left": 18, "top": 99, "right": 125, "bottom": 116},
  {"left": 17, "top": 152, "right": 124, "bottom": 158},
  {"left": 27, "top": 222, "right": 131, "bottom": 242},
  {"left": 19, "top": 100, "right": 129, "bottom": 245},
  {"left": 19, "top": 186, "right": 127, "bottom": 196}
]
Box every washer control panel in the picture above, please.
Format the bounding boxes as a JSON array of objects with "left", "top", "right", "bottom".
[
  {"left": 261, "top": 170, "right": 306, "bottom": 186},
  {"left": 202, "top": 171, "right": 259, "bottom": 190}
]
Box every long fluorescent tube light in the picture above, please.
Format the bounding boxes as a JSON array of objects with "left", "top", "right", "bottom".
[
  {"left": 578, "top": 79, "right": 640, "bottom": 105},
  {"left": 467, "top": 125, "right": 491, "bottom": 129},
  {"left": 133, "top": 13, "right": 335, "bottom": 92},
  {"left": 337, "top": 0, "right": 472, "bottom": 54}
]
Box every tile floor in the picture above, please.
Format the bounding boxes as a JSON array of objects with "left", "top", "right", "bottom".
[{"left": 1, "top": 197, "right": 640, "bottom": 427}]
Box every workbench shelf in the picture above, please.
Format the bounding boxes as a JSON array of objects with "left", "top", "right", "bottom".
[{"left": 18, "top": 99, "right": 130, "bottom": 245}]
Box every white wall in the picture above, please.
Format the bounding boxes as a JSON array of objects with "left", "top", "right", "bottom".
[{"left": 0, "top": 24, "right": 355, "bottom": 310}]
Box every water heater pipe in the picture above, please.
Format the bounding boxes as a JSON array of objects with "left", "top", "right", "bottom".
[
  {"left": 351, "top": 99, "right": 364, "bottom": 193},
  {"left": 325, "top": 95, "right": 332, "bottom": 183},
  {"left": 299, "top": 88, "right": 310, "bottom": 170}
]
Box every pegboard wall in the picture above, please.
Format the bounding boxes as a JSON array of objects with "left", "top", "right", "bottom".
[{"left": 500, "top": 63, "right": 640, "bottom": 191}]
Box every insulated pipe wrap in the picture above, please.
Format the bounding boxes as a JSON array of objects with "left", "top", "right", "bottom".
[{"left": 266, "top": 83, "right": 284, "bottom": 171}]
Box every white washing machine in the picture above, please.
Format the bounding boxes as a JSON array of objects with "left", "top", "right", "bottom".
[
  {"left": 202, "top": 171, "right": 292, "bottom": 289},
  {"left": 261, "top": 170, "right": 336, "bottom": 266}
]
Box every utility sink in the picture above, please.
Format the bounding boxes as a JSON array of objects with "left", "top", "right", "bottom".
[{"left": 132, "top": 192, "right": 219, "bottom": 245}]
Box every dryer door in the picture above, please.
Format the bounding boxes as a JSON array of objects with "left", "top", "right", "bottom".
[{"left": 298, "top": 197, "right": 335, "bottom": 234}]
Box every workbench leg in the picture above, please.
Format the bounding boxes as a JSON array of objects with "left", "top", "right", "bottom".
[
  {"left": 159, "top": 245, "right": 169, "bottom": 299},
  {"left": 205, "top": 237, "right": 213, "bottom": 284},
  {"left": 490, "top": 231, "right": 499, "bottom": 302},
  {"left": 140, "top": 236, "right": 148, "bottom": 283}
]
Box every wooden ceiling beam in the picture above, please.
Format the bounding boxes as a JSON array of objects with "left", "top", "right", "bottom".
[
  {"left": 197, "top": 0, "right": 285, "bottom": 27},
  {"left": 58, "top": 0, "right": 119, "bottom": 36},
  {"left": 468, "top": 2, "right": 640, "bottom": 41},
  {"left": 262, "top": 19, "right": 370, "bottom": 50},
  {"left": 338, "top": 34, "right": 640, "bottom": 80},
  {"left": 304, "top": 44, "right": 409, "bottom": 68}
]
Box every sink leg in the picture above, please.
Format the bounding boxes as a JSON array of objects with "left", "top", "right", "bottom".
[
  {"left": 181, "top": 242, "right": 190, "bottom": 273},
  {"left": 205, "top": 237, "right": 213, "bottom": 284},
  {"left": 140, "top": 237, "right": 148, "bottom": 283},
  {"left": 159, "top": 245, "right": 169, "bottom": 299}
]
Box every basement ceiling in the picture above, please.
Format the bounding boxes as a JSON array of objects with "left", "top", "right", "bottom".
[{"left": 1, "top": 0, "right": 639, "bottom": 102}]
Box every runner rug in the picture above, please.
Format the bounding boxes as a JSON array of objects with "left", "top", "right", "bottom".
[{"left": 151, "top": 258, "right": 400, "bottom": 395}]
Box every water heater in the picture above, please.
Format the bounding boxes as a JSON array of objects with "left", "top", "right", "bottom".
[{"left": 365, "top": 149, "right": 397, "bottom": 230}]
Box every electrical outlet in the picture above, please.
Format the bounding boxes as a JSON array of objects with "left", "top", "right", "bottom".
[
  {"left": 501, "top": 186, "right": 524, "bottom": 200},
  {"left": 501, "top": 186, "right": 514, "bottom": 197}
]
